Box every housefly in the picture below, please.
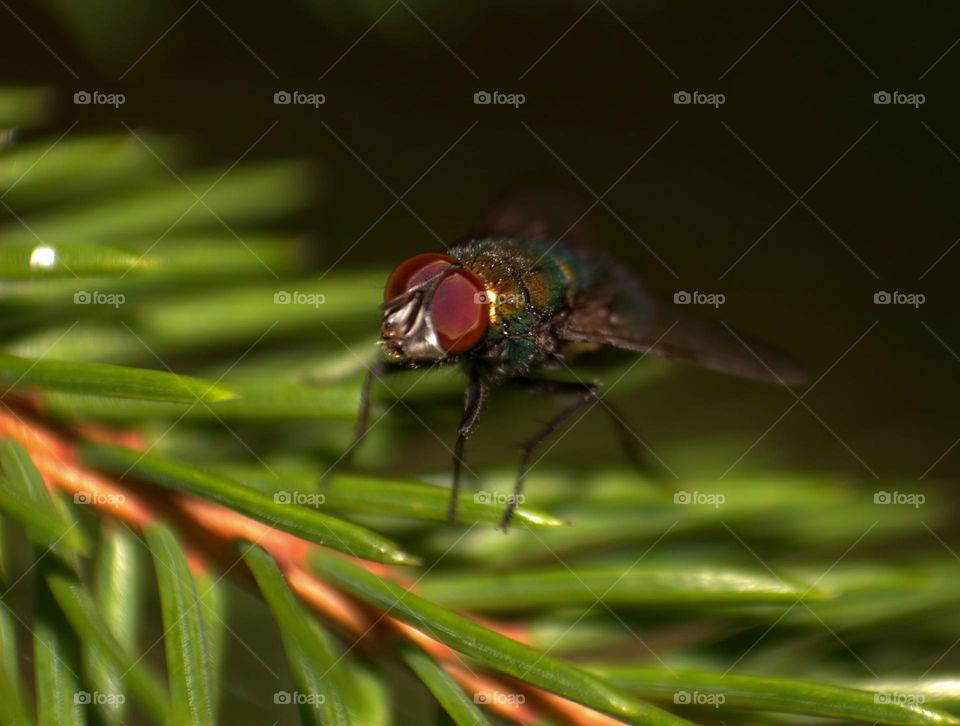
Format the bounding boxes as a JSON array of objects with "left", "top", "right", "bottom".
[{"left": 341, "top": 193, "right": 805, "bottom": 530}]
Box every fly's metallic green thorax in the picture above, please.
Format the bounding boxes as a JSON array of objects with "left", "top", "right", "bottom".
[{"left": 448, "top": 237, "right": 585, "bottom": 371}]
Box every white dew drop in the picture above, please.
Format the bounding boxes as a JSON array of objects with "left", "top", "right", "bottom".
[{"left": 29, "top": 245, "right": 56, "bottom": 269}]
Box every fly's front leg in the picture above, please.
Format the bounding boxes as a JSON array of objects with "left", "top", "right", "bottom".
[
  {"left": 321, "top": 359, "right": 405, "bottom": 486},
  {"left": 450, "top": 366, "right": 488, "bottom": 523}
]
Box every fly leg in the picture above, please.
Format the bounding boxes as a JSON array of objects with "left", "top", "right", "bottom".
[
  {"left": 501, "top": 380, "right": 596, "bottom": 531},
  {"left": 450, "top": 366, "right": 488, "bottom": 523},
  {"left": 501, "top": 378, "right": 654, "bottom": 530},
  {"left": 513, "top": 377, "right": 654, "bottom": 474},
  {"left": 593, "top": 396, "right": 652, "bottom": 476},
  {"left": 321, "top": 360, "right": 406, "bottom": 486}
]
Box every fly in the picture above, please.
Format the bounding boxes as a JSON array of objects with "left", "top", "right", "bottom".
[{"left": 337, "top": 193, "right": 805, "bottom": 530}]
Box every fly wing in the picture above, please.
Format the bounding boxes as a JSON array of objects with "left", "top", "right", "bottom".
[
  {"left": 474, "top": 192, "right": 806, "bottom": 385},
  {"left": 471, "top": 190, "right": 594, "bottom": 248},
  {"left": 557, "top": 264, "right": 807, "bottom": 385}
]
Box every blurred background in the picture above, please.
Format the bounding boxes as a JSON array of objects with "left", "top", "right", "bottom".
[
  {"left": 3, "top": 2, "right": 960, "bottom": 723},
  {"left": 3, "top": 0, "right": 957, "bottom": 482}
]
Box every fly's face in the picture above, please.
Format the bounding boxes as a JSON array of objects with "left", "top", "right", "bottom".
[{"left": 380, "top": 253, "right": 491, "bottom": 362}]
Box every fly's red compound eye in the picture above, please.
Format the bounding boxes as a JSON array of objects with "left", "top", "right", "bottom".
[
  {"left": 383, "top": 253, "right": 489, "bottom": 354},
  {"left": 384, "top": 253, "right": 456, "bottom": 302},
  {"left": 431, "top": 268, "right": 489, "bottom": 353}
]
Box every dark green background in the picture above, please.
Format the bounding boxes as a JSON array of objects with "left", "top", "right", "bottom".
[{"left": 4, "top": 0, "right": 959, "bottom": 508}]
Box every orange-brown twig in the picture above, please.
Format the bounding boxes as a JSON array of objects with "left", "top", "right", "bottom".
[{"left": 0, "top": 404, "right": 627, "bottom": 725}]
